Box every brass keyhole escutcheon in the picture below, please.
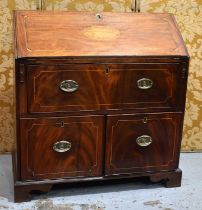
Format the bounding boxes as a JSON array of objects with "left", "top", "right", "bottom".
[
  {"left": 60, "top": 121, "right": 64, "bottom": 127},
  {"left": 96, "top": 13, "right": 102, "bottom": 21},
  {"left": 106, "top": 67, "right": 110, "bottom": 75},
  {"left": 143, "top": 117, "right": 148, "bottom": 123}
]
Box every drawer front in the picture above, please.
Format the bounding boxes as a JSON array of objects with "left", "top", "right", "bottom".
[
  {"left": 105, "top": 113, "right": 183, "bottom": 175},
  {"left": 20, "top": 115, "right": 104, "bottom": 180},
  {"left": 26, "top": 63, "right": 184, "bottom": 113},
  {"left": 27, "top": 64, "right": 107, "bottom": 113}
]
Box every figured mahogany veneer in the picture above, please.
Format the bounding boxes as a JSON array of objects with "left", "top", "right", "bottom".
[
  {"left": 20, "top": 115, "right": 104, "bottom": 180},
  {"left": 27, "top": 63, "right": 183, "bottom": 113},
  {"left": 13, "top": 11, "right": 189, "bottom": 202},
  {"left": 106, "top": 113, "right": 183, "bottom": 175}
]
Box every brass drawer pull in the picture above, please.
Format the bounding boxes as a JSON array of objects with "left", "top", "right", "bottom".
[
  {"left": 137, "top": 78, "right": 153, "bottom": 90},
  {"left": 59, "top": 80, "right": 79, "bottom": 93},
  {"left": 136, "top": 135, "right": 152, "bottom": 147},
  {"left": 53, "top": 141, "right": 71, "bottom": 153}
]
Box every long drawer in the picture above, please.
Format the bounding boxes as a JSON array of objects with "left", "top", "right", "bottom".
[{"left": 25, "top": 63, "right": 184, "bottom": 113}]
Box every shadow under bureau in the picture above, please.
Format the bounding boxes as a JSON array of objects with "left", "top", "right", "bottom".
[{"left": 13, "top": 11, "right": 189, "bottom": 202}]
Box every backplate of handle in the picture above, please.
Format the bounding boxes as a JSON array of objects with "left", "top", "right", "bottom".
[
  {"left": 137, "top": 78, "right": 153, "bottom": 90},
  {"left": 53, "top": 140, "right": 71, "bottom": 153},
  {"left": 59, "top": 80, "right": 79, "bottom": 93},
  {"left": 136, "top": 135, "right": 152, "bottom": 147}
]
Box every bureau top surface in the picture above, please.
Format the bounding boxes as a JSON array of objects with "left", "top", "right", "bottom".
[{"left": 14, "top": 10, "right": 188, "bottom": 58}]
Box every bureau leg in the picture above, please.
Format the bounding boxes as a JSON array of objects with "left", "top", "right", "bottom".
[
  {"left": 14, "top": 184, "right": 53, "bottom": 202},
  {"left": 164, "top": 169, "right": 182, "bottom": 188},
  {"left": 149, "top": 169, "right": 182, "bottom": 188}
]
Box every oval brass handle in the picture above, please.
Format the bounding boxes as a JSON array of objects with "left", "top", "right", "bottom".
[
  {"left": 137, "top": 78, "right": 153, "bottom": 90},
  {"left": 53, "top": 141, "right": 71, "bottom": 153},
  {"left": 59, "top": 80, "right": 79, "bottom": 93},
  {"left": 136, "top": 135, "right": 152, "bottom": 147}
]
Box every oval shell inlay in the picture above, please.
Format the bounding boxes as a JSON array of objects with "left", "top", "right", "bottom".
[{"left": 83, "top": 26, "right": 120, "bottom": 41}]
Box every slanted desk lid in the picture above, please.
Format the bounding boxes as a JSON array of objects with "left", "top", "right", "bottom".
[{"left": 14, "top": 11, "right": 188, "bottom": 58}]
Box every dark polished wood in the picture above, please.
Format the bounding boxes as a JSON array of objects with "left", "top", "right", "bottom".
[
  {"left": 17, "top": 61, "right": 188, "bottom": 115},
  {"left": 150, "top": 168, "right": 182, "bottom": 187},
  {"left": 26, "top": 63, "right": 186, "bottom": 113},
  {"left": 13, "top": 168, "right": 182, "bottom": 202},
  {"left": 13, "top": 149, "right": 182, "bottom": 202},
  {"left": 13, "top": 11, "right": 189, "bottom": 202},
  {"left": 14, "top": 183, "right": 53, "bottom": 203},
  {"left": 20, "top": 115, "right": 104, "bottom": 180},
  {"left": 105, "top": 113, "right": 183, "bottom": 175}
]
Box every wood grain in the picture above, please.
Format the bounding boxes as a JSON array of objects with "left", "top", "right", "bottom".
[
  {"left": 25, "top": 63, "right": 186, "bottom": 113},
  {"left": 13, "top": 11, "right": 189, "bottom": 202},
  {"left": 14, "top": 11, "right": 188, "bottom": 58},
  {"left": 20, "top": 115, "right": 104, "bottom": 180},
  {"left": 105, "top": 113, "right": 183, "bottom": 175}
]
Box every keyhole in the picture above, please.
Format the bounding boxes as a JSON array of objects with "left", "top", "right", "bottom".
[
  {"left": 143, "top": 117, "right": 148, "bottom": 123},
  {"left": 61, "top": 121, "right": 64, "bottom": 127},
  {"left": 96, "top": 13, "right": 102, "bottom": 20},
  {"left": 106, "top": 67, "right": 110, "bottom": 74}
]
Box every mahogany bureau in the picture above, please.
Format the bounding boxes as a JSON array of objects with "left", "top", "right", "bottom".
[{"left": 13, "top": 11, "right": 189, "bottom": 202}]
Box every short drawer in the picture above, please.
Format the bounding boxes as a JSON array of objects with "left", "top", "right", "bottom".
[
  {"left": 20, "top": 115, "right": 104, "bottom": 180},
  {"left": 105, "top": 113, "right": 183, "bottom": 175},
  {"left": 26, "top": 63, "right": 185, "bottom": 113}
]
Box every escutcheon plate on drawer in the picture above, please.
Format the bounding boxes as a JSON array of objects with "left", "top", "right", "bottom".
[
  {"left": 26, "top": 63, "right": 184, "bottom": 113},
  {"left": 105, "top": 113, "right": 183, "bottom": 175},
  {"left": 13, "top": 11, "right": 189, "bottom": 201},
  {"left": 20, "top": 115, "right": 104, "bottom": 180}
]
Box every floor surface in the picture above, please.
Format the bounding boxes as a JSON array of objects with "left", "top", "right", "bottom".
[{"left": 0, "top": 153, "right": 202, "bottom": 210}]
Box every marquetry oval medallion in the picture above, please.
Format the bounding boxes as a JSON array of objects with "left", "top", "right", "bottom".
[{"left": 83, "top": 25, "right": 120, "bottom": 41}]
